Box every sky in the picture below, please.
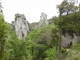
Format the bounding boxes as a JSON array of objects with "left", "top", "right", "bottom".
[{"left": 1, "top": 0, "right": 68, "bottom": 23}]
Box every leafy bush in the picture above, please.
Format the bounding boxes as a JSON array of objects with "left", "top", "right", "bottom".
[
  {"left": 45, "top": 47, "right": 57, "bottom": 60},
  {"left": 61, "top": 48, "right": 67, "bottom": 58}
]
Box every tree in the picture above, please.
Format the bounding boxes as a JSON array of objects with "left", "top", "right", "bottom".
[
  {"left": 57, "top": 0, "right": 78, "bottom": 15},
  {"left": 0, "top": 2, "right": 10, "bottom": 60},
  {"left": 0, "top": 2, "right": 3, "bottom": 13},
  {"left": 6, "top": 31, "right": 30, "bottom": 60},
  {"left": 0, "top": 14, "right": 10, "bottom": 60},
  {"left": 56, "top": 0, "right": 80, "bottom": 60}
]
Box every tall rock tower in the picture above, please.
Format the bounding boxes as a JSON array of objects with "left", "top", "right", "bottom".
[
  {"left": 14, "top": 13, "right": 30, "bottom": 39},
  {"left": 38, "top": 12, "right": 48, "bottom": 27}
]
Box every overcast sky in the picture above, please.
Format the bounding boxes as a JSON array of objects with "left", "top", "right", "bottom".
[{"left": 1, "top": 0, "right": 67, "bottom": 23}]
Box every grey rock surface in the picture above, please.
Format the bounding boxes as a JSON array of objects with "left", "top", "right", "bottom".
[
  {"left": 38, "top": 12, "right": 48, "bottom": 28},
  {"left": 14, "top": 13, "right": 30, "bottom": 39},
  {"left": 61, "top": 33, "right": 80, "bottom": 48}
]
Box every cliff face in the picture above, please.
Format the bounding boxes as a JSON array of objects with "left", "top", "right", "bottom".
[{"left": 14, "top": 13, "right": 30, "bottom": 39}]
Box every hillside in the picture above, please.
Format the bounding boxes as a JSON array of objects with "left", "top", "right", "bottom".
[{"left": 0, "top": 0, "right": 80, "bottom": 60}]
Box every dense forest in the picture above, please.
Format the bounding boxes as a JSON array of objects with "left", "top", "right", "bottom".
[{"left": 0, "top": 0, "right": 80, "bottom": 60}]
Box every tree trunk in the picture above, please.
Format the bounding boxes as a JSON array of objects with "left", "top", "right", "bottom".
[
  {"left": 58, "top": 32, "right": 62, "bottom": 60},
  {"left": 58, "top": 9, "right": 62, "bottom": 60}
]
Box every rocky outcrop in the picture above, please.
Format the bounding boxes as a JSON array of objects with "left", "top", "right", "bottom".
[
  {"left": 14, "top": 13, "right": 30, "bottom": 39},
  {"left": 30, "top": 12, "right": 48, "bottom": 29},
  {"left": 61, "top": 33, "right": 80, "bottom": 48},
  {"left": 38, "top": 12, "right": 48, "bottom": 28}
]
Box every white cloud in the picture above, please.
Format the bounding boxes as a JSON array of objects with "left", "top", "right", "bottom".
[{"left": 2, "top": 0, "right": 63, "bottom": 23}]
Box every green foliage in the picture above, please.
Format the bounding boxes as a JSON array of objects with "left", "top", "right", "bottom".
[
  {"left": 55, "top": 11, "right": 80, "bottom": 35},
  {"left": 30, "top": 22, "right": 38, "bottom": 30},
  {"left": 48, "top": 16, "right": 57, "bottom": 24},
  {"left": 25, "top": 24, "right": 60, "bottom": 60},
  {"left": 63, "top": 44, "right": 80, "bottom": 60},
  {"left": 3, "top": 0, "right": 80, "bottom": 60},
  {"left": 6, "top": 31, "right": 29, "bottom": 60},
  {"left": 0, "top": 14, "right": 10, "bottom": 60},
  {"left": 57, "top": 0, "right": 78, "bottom": 15},
  {"left": 61, "top": 48, "right": 67, "bottom": 58},
  {"left": 56, "top": 0, "right": 80, "bottom": 35},
  {"left": 71, "top": 43, "right": 80, "bottom": 51},
  {"left": 20, "top": 55, "right": 26, "bottom": 60},
  {"left": 27, "top": 53, "right": 33, "bottom": 60},
  {"left": 0, "top": 2, "right": 3, "bottom": 13},
  {"left": 26, "top": 24, "right": 57, "bottom": 47},
  {"left": 0, "top": 15, "right": 10, "bottom": 38},
  {"left": 45, "top": 47, "right": 57, "bottom": 60},
  {"left": 26, "top": 27, "right": 51, "bottom": 60}
]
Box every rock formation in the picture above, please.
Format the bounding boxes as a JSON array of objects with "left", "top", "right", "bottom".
[
  {"left": 38, "top": 12, "right": 48, "bottom": 28},
  {"left": 61, "top": 33, "right": 80, "bottom": 48},
  {"left": 14, "top": 13, "right": 30, "bottom": 39}
]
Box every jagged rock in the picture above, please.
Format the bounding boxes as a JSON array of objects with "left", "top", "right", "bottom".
[
  {"left": 61, "top": 33, "right": 72, "bottom": 48},
  {"left": 31, "top": 13, "right": 48, "bottom": 29},
  {"left": 61, "top": 33, "right": 80, "bottom": 48},
  {"left": 38, "top": 12, "right": 48, "bottom": 28},
  {"left": 14, "top": 13, "right": 30, "bottom": 39}
]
